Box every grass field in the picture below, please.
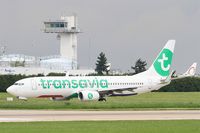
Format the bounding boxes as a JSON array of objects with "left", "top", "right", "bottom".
[
  {"left": 0, "top": 120, "right": 200, "bottom": 133},
  {"left": 1, "top": 92, "right": 200, "bottom": 110}
]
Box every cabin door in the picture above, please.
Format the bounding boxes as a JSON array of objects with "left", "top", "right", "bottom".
[
  {"left": 31, "top": 79, "right": 37, "bottom": 90},
  {"left": 148, "top": 79, "right": 153, "bottom": 90}
]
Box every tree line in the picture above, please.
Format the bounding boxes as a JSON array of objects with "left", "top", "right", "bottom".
[
  {"left": 158, "top": 77, "right": 200, "bottom": 92},
  {"left": 95, "top": 52, "right": 147, "bottom": 75}
]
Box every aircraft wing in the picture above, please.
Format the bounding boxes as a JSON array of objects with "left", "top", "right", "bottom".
[{"left": 98, "top": 87, "right": 138, "bottom": 96}]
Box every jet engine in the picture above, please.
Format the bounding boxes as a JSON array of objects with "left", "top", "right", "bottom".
[{"left": 78, "top": 91, "right": 100, "bottom": 101}]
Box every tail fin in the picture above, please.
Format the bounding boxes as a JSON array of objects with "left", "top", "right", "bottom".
[
  {"left": 183, "top": 62, "right": 197, "bottom": 76},
  {"left": 171, "top": 62, "right": 197, "bottom": 80},
  {"left": 144, "top": 40, "right": 175, "bottom": 78}
]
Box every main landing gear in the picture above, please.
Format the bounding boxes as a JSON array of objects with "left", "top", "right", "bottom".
[{"left": 98, "top": 97, "right": 107, "bottom": 102}]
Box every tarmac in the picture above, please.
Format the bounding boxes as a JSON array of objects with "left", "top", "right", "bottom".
[{"left": 0, "top": 110, "right": 200, "bottom": 122}]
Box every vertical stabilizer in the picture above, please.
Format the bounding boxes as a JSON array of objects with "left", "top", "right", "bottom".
[
  {"left": 183, "top": 62, "right": 197, "bottom": 76},
  {"left": 144, "top": 40, "right": 175, "bottom": 78}
]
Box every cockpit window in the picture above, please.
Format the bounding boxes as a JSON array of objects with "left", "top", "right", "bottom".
[{"left": 14, "top": 83, "right": 24, "bottom": 86}]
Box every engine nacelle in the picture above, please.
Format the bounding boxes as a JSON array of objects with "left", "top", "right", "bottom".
[{"left": 78, "top": 91, "right": 100, "bottom": 101}]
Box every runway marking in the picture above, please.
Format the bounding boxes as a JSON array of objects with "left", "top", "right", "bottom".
[
  {"left": 0, "top": 110, "right": 200, "bottom": 122},
  {"left": 0, "top": 118, "right": 32, "bottom": 122}
]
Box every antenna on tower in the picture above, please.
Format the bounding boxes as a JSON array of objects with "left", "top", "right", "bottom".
[
  {"left": 1, "top": 46, "right": 6, "bottom": 55},
  {"left": 88, "top": 37, "right": 91, "bottom": 68}
]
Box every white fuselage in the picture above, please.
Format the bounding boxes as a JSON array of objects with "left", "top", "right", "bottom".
[
  {"left": 7, "top": 74, "right": 166, "bottom": 99},
  {"left": 6, "top": 40, "right": 176, "bottom": 101}
]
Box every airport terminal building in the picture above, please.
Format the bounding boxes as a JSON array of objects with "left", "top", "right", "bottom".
[{"left": 0, "top": 16, "right": 95, "bottom": 75}]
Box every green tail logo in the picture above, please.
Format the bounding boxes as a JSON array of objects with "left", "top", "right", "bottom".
[{"left": 153, "top": 49, "right": 173, "bottom": 76}]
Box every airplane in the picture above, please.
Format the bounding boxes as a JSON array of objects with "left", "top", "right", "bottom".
[
  {"left": 7, "top": 40, "right": 176, "bottom": 101},
  {"left": 172, "top": 63, "right": 197, "bottom": 80}
]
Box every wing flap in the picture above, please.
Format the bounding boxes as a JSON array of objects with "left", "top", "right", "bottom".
[{"left": 99, "top": 87, "right": 138, "bottom": 96}]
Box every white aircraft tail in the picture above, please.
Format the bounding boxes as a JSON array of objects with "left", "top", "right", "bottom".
[
  {"left": 183, "top": 62, "right": 197, "bottom": 76},
  {"left": 141, "top": 40, "right": 175, "bottom": 79}
]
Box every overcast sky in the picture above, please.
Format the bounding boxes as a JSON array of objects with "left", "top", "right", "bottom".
[{"left": 0, "top": 0, "right": 199, "bottom": 73}]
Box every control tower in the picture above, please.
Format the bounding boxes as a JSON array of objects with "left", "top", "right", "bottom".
[{"left": 43, "top": 16, "right": 80, "bottom": 69}]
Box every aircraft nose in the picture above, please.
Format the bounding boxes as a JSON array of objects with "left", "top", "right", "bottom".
[{"left": 6, "top": 86, "right": 16, "bottom": 95}]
